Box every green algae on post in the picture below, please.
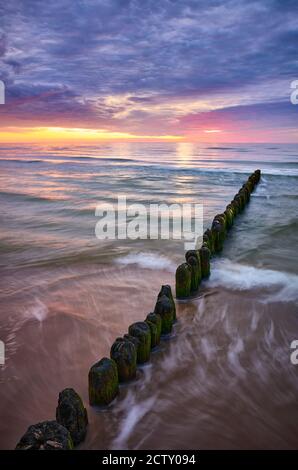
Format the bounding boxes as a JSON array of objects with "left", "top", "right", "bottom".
[
  {"left": 145, "top": 319, "right": 159, "bottom": 348},
  {"left": 157, "top": 285, "right": 176, "bottom": 322},
  {"left": 199, "top": 244, "right": 211, "bottom": 278},
  {"left": 203, "top": 228, "right": 214, "bottom": 255},
  {"left": 175, "top": 170, "right": 261, "bottom": 300},
  {"left": 56, "top": 388, "right": 88, "bottom": 446},
  {"left": 128, "top": 322, "right": 151, "bottom": 363},
  {"left": 88, "top": 357, "right": 118, "bottom": 406},
  {"left": 186, "top": 255, "right": 200, "bottom": 292},
  {"left": 185, "top": 250, "right": 202, "bottom": 289},
  {"left": 211, "top": 219, "right": 225, "bottom": 252},
  {"left": 16, "top": 421, "right": 73, "bottom": 450},
  {"left": 175, "top": 262, "right": 192, "bottom": 299},
  {"left": 154, "top": 294, "right": 174, "bottom": 334},
  {"left": 110, "top": 337, "right": 137, "bottom": 382},
  {"left": 146, "top": 312, "right": 162, "bottom": 346}
]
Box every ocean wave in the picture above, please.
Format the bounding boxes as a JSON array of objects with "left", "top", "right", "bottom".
[
  {"left": 209, "top": 259, "right": 298, "bottom": 304},
  {"left": 206, "top": 146, "right": 238, "bottom": 150},
  {"left": 205, "top": 147, "right": 251, "bottom": 152},
  {"left": 144, "top": 165, "right": 298, "bottom": 178},
  {"left": 0, "top": 191, "right": 54, "bottom": 203},
  {"left": 1, "top": 155, "right": 298, "bottom": 178},
  {"left": 114, "top": 252, "right": 175, "bottom": 272},
  {"left": 0, "top": 158, "right": 43, "bottom": 164},
  {"left": 251, "top": 194, "right": 298, "bottom": 200},
  {"left": 74, "top": 156, "right": 135, "bottom": 163}
]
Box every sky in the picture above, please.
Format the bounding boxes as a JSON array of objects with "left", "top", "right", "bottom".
[{"left": 0, "top": 0, "right": 297, "bottom": 143}]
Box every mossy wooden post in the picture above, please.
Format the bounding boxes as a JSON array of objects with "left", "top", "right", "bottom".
[
  {"left": 211, "top": 220, "right": 225, "bottom": 252},
  {"left": 234, "top": 193, "right": 244, "bottom": 212},
  {"left": 56, "top": 388, "right": 88, "bottom": 446},
  {"left": 203, "top": 228, "right": 214, "bottom": 255},
  {"left": 88, "top": 357, "right": 118, "bottom": 406},
  {"left": 248, "top": 170, "right": 260, "bottom": 189},
  {"left": 241, "top": 184, "right": 250, "bottom": 203},
  {"left": 217, "top": 217, "right": 226, "bottom": 248},
  {"left": 213, "top": 215, "right": 226, "bottom": 250},
  {"left": 246, "top": 178, "right": 254, "bottom": 193},
  {"left": 199, "top": 244, "right": 211, "bottom": 278},
  {"left": 248, "top": 176, "right": 256, "bottom": 191},
  {"left": 16, "top": 421, "right": 74, "bottom": 450},
  {"left": 185, "top": 250, "right": 201, "bottom": 291},
  {"left": 224, "top": 205, "right": 234, "bottom": 229},
  {"left": 186, "top": 255, "right": 200, "bottom": 292},
  {"left": 238, "top": 188, "right": 247, "bottom": 206},
  {"left": 214, "top": 213, "right": 227, "bottom": 233},
  {"left": 158, "top": 285, "right": 176, "bottom": 321},
  {"left": 248, "top": 170, "right": 260, "bottom": 190},
  {"left": 146, "top": 312, "right": 162, "bottom": 347},
  {"left": 175, "top": 262, "right": 191, "bottom": 299},
  {"left": 230, "top": 199, "right": 239, "bottom": 217},
  {"left": 110, "top": 338, "right": 137, "bottom": 382},
  {"left": 154, "top": 294, "right": 174, "bottom": 334},
  {"left": 237, "top": 190, "right": 247, "bottom": 208},
  {"left": 123, "top": 334, "right": 141, "bottom": 359},
  {"left": 128, "top": 322, "right": 151, "bottom": 363}
]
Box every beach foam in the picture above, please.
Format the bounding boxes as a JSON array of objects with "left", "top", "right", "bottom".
[
  {"left": 209, "top": 259, "right": 298, "bottom": 304},
  {"left": 25, "top": 298, "right": 48, "bottom": 322},
  {"left": 115, "top": 252, "right": 176, "bottom": 272}
]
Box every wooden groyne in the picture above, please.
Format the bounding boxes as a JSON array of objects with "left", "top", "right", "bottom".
[
  {"left": 176, "top": 169, "right": 261, "bottom": 298},
  {"left": 16, "top": 169, "right": 261, "bottom": 450}
]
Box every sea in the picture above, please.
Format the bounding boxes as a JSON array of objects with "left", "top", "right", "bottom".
[{"left": 0, "top": 142, "right": 297, "bottom": 449}]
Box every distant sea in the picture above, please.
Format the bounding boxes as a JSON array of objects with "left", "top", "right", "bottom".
[{"left": 0, "top": 142, "right": 298, "bottom": 449}]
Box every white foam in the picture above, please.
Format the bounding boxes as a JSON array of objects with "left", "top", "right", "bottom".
[
  {"left": 26, "top": 298, "right": 48, "bottom": 322},
  {"left": 201, "top": 337, "right": 217, "bottom": 363},
  {"left": 250, "top": 309, "right": 259, "bottom": 331},
  {"left": 209, "top": 259, "right": 298, "bottom": 304},
  {"left": 260, "top": 169, "right": 298, "bottom": 177},
  {"left": 112, "top": 393, "right": 156, "bottom": 449},
  {"left": 115, "top": 252, "right": 175, "bottom": 272},
  {"left": 228, "top": 337, "right": 246, "bottom": 378}
]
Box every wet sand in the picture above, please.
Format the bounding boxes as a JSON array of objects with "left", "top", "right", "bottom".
[{"left": 1, "top": 263, "right": 297, "bottom": 449}]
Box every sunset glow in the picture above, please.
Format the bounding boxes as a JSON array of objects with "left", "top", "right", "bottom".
[
  {"left": 0, "top": 1, "right": 297, "bottom": 143},
  {"left": 0, "top": 126, "right": 182, "bottom": 143}
]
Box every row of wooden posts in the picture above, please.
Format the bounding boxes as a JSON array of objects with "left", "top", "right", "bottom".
[
  {"left": 16, "top": 169, "right": 261, "bottom": 450},
  {"left": 176, "top": 169, "right": 261, "bottom": 298}
]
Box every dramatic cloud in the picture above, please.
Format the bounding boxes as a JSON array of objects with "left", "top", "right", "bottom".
[{"left": 0, "top": 0, "right": 297, "bottom": 141}]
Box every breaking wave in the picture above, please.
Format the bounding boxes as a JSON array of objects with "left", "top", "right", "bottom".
[
  {"left": 209, "top": 259, "right": 298, "bottom": 304},
  {"left": 115, "top": 252, "right": 176, "bottom": 272}
]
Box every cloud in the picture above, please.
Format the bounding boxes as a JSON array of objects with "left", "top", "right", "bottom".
[{"left": 0, "top": 0, "right": 297, "bottom": 140}]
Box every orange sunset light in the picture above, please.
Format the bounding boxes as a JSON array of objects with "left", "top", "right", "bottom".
[{"left": 0, "top": 126, "right": 183, "bottom": 143}]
